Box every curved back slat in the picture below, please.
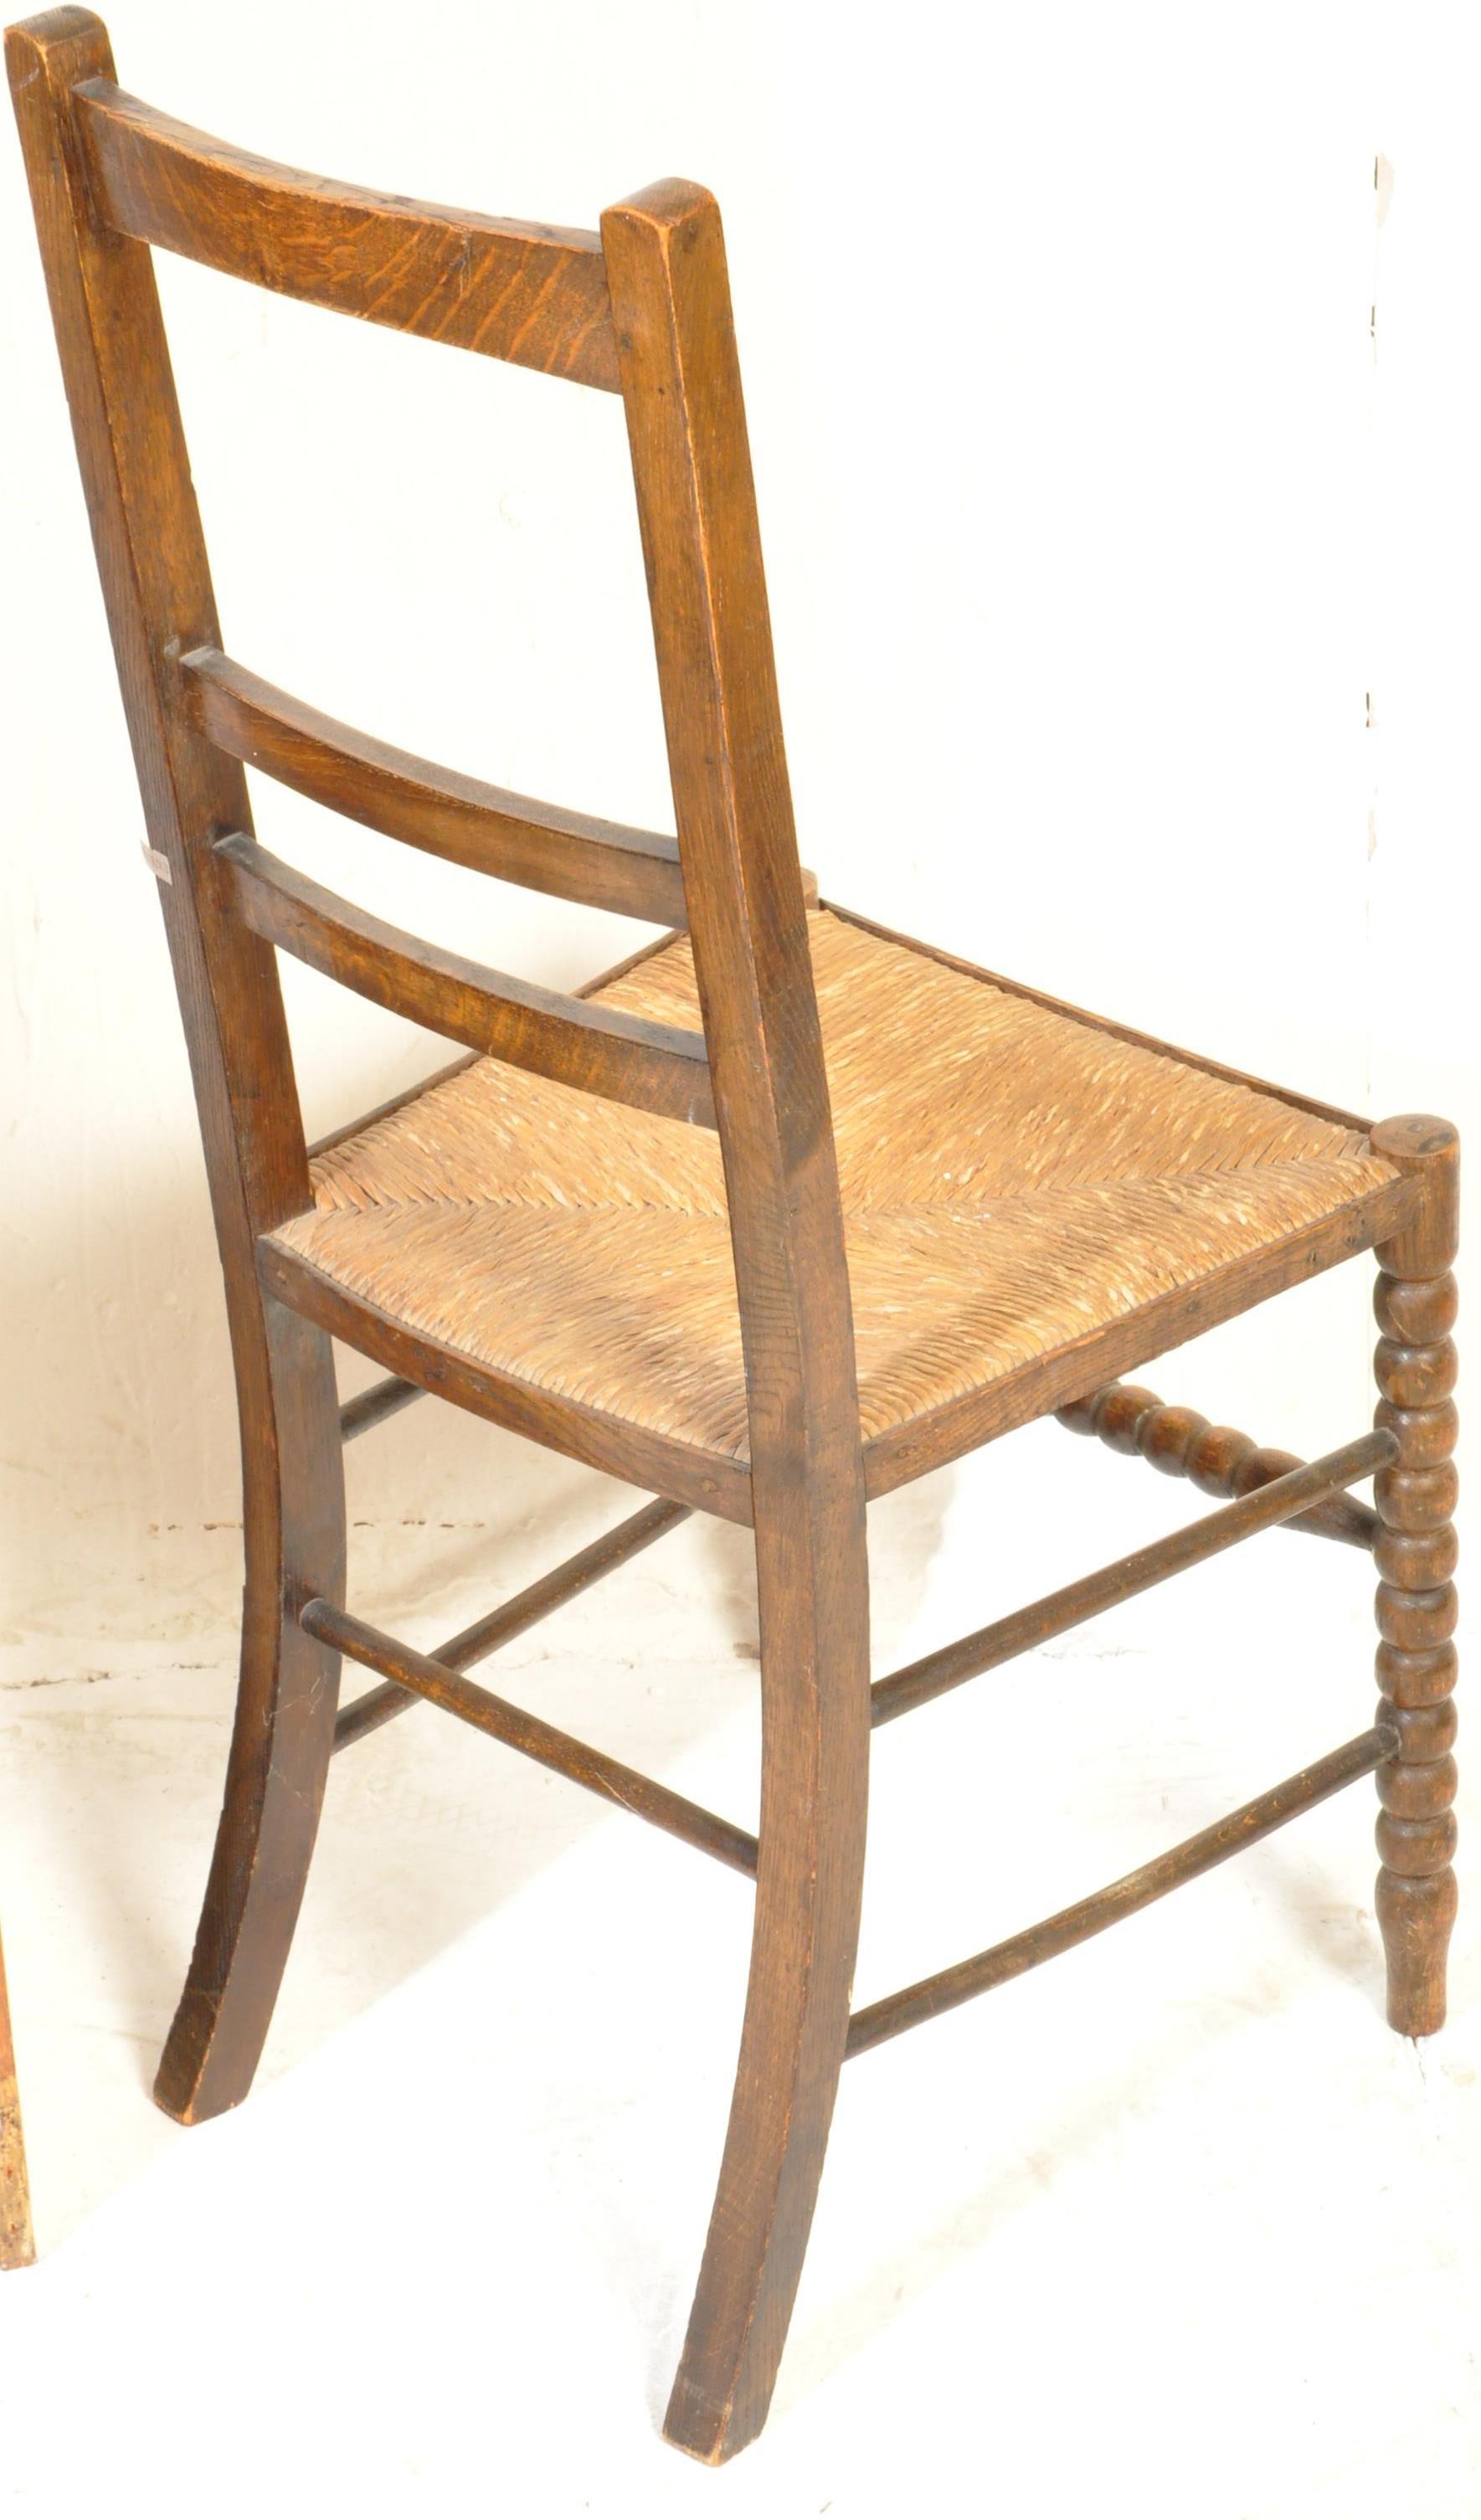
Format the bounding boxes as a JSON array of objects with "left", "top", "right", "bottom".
[
  {"left": 213, "top": 832, "right": 715, "bottom": 1127},
  {"left": 74, "top": 79, "right": 620, "bottom": 388},
  {"left": 183, "top": 648, "right": 689, "bottom": 927}
]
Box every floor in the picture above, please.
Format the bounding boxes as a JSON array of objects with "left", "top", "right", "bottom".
[{"left": 1, "top": 1417, "right": 1477, "bottom": 2518}]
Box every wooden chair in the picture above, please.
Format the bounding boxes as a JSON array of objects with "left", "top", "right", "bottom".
[
  {"left": 0, "top": 1922, "right": 34, "bottom": 2270},
  {"left": 9, "top": 8, "right": 1459, "bottom": 2460}
]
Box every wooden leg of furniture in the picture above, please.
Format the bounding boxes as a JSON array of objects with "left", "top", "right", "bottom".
[
  {"left": 663, "top": 1490, "right": 871, "bottom": 2465},
  {"left": 154, "top": 1296, "right": 347, "bottom": 2122},
  {"left": 0, "top": 1922, "right": 34, "bottom": 2270},
  {"left": 1370, "top": 1118, "right": 1460, "bottom": 2037}
]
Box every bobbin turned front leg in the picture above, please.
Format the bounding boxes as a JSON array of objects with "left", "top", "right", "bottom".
[{"left": 1370, "top": 1117, "right": 1460, "bottom": 2037}]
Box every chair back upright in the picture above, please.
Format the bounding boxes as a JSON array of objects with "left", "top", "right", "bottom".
[{"left": 7, "top": 10, "right": 866, "bottom": 1542}]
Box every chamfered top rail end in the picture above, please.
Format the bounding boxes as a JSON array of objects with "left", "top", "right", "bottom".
[
  {"left": 603, "top": 177, "right": 718, "bottom": 234},
  {"left": 5, "top": 7, "right": 108, "bottom": 75}
]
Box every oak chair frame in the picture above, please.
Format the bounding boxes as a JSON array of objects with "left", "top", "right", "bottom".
[
  {"left": 0, "top": 1923, "right": 33, "bottom": 2269},
  {"left": 8, "top": 7, "right": 1459, "bottom": 2456}
]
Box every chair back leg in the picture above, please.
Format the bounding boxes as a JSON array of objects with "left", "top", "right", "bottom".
[
  {"left": 154, "top": 1294, "right": 347, "bottom": 2121},
  {"left": 663, "top": 1482, "right": 871, "bottom": 2464}
]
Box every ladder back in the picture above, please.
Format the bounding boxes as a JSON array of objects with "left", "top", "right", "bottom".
[{"left": 8, "top": 6, "right": 864, "bottom": 1535}]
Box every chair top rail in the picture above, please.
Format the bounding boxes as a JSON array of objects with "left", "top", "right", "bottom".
[
  {"left": 73, "top": 77, "right": 620, "bottom": 388},
  {"left": 183, "top": 646, "right": 688, "bottom": 928},
  {"left": 213, "top": 831, "right": 715, "bottom": 1126}
]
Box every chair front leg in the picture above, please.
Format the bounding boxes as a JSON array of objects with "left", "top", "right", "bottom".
[
  {"left": 154, "top": 1293, "right": 347, "bottom": 2122},
  {"left": 664, "top": 1484, "right": 871, "bottom": 2464},
  {"left": 1370, "top": 1117, "right": 1460, "bottom": 2036}
]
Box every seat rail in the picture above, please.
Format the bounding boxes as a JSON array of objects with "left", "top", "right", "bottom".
[{"left": 258, "top": 1232, "right": 757, "bottom": 1524}]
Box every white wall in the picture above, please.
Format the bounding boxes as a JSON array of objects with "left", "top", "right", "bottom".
[{"left": 1, "top": 0, "right": 1473, "bottom": 1672}]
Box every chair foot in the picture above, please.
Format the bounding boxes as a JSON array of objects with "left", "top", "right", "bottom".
[
  {"left": 155, "top": 1300, "right": 346, "bottom": 2123},
  {"left": 1370, "top": 1118, "right": 1459, "bottom": 2038},
  {"left": 154, "top": 1602, "right": 342, "bottom": 2125},
  {"left": 661, "top": 1959, "right": 856, "bottom": 2464},
  {"left": 1376, "top": 1868, "right": 1458, "bottom": 2039},
  {"left": 662, "top": 2381, "right": 743, "bottom": 2468}
]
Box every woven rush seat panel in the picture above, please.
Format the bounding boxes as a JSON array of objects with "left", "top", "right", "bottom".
[{"left": 270, "top": 911, "right": 1398, "bottom": 1463}]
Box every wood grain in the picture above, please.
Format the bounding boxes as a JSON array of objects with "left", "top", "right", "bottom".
[
  {"left": 11, "top": 9, "right": 1458, "bottom": 2455},
  {"left": 183, "top": 646, "right": 689, "bottom": 927},
  {"left": 259, "top": 1232, "right": 754, "bottom": 1524},
  {"left": 0, "top": 1924, "right": 34, "bottom": 2271},
  {"left": 1055, "top": 1379, "right": 1381, "bottom": 1547},
  {"left": 1370, "top": 1116, "right": 1460, "bottom": 2035},
  {"left": 605, "top": 180, "right": 871, "bottom": 2462},
  {"left": 8, "top": 6, "right": 349, "bottom": 2132},
  {"left": 213, "top": 831, "right": 715, "bottom": 1127},
  {"left": 75, "top": 75, "right": 620, "bottom": 387}
]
